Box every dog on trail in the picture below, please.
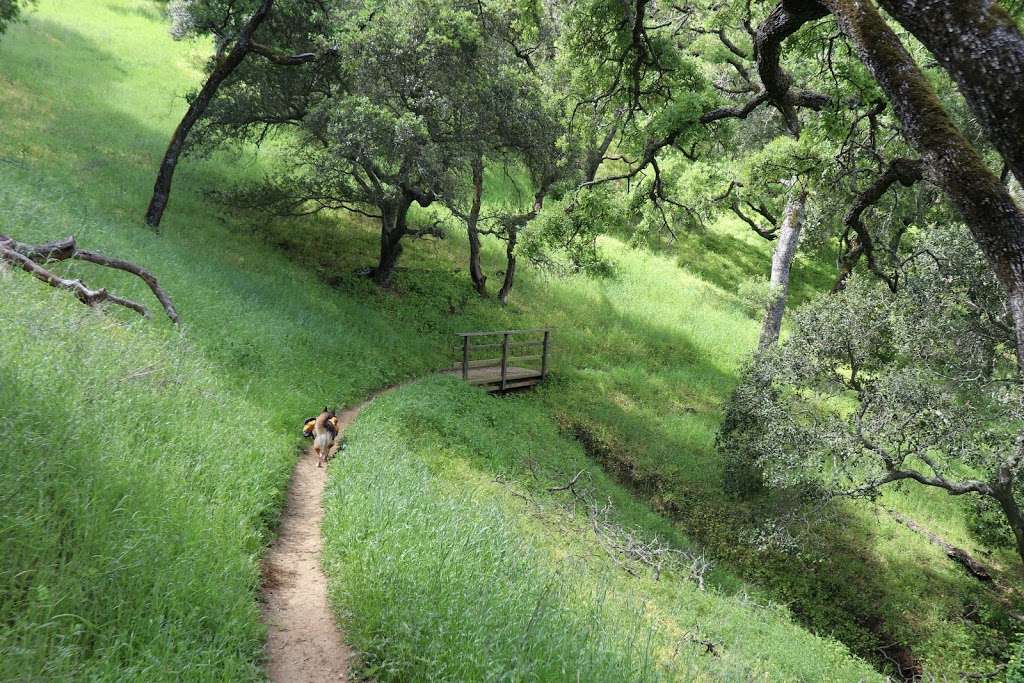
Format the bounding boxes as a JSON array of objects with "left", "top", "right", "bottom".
[
  {"left": 303, "top": 407, "right": 339, "bottom": 468},
  {"left": 302, "top": 413, "right": 339, "bottom": 438}
]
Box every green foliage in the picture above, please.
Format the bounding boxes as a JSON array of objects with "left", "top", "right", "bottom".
[
  {"left": 521, "top": 188, "right": 622, "bottom": 276},
  {"left": 717, "top": 226, "right": 1024, "bottom": 572},
  {"left": 735, "top": 276, "right": 781, "bottom": 318},
  {"left": 1009, "top": 636, "right": 1024, "bottom": 683},
  {"left": 0, "top": 0, "right": 33, "bottom": 35},
  {"left": 966, "top": 494, "right": 1019, "bottom": 551}
]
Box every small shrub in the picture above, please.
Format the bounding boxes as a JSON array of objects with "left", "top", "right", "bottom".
[{"left": 736, "top": 276, "right": 781, "bottom": 318}]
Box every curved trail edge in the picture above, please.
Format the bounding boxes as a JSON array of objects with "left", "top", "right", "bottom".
[{"left": 260, "top": 385, "right": 400, "bottom": 682}]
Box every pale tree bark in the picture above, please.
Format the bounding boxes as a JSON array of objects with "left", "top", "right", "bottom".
[{"left": 759, "top": 185, "right": 807, "bottom": 348}]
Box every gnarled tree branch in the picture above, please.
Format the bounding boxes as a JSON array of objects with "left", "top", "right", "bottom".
[
  {"left": 0, "top": 235, "right": 179, "bottom": 324},
  {"left": 834, "top": 157, "right": 923, "bottom": 292}
]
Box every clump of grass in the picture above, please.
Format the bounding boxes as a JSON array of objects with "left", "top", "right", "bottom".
[
  {"left": 323, "top": 443, "right": 658, "bottom": 681},
  {"left": 322, "top": 377, "right": 879, "bottom": 681}
]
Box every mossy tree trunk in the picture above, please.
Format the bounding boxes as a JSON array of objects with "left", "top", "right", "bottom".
[
  {"left": 876, "top": 0, "right": 1024, "bottom": 187},
  {"left": 822, "top": 0, "right": 1024, "bottom": 369},
  {"left": 812, "top": 0, "right": 1024, "bottom": 566},
  {"left": 372, "top": 188, "right": 435, "bottom": 286}
]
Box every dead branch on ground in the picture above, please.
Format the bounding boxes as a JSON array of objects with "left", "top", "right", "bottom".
[{"left": 0, "top": 234, "right": 179, "bottom": 324}]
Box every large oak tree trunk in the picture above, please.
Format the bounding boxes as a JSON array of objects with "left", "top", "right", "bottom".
[
  {"left": 993, "top": 484, "right": 1024, "bottom": 567},
  {"left": 144, "top": 0, "right": 275, "bottom": 229},
  {"left": 876, "top": 0, "right": 1024, "bottom": 187},
  {"left": 759, "top": 187, "right": 807, "bottom": 348},
  {"left": 372, "top": 196, "right": 413, "bottom": 286},
  {"left": 822, "top": 0, "right": 1024, "bottom": 369},
  {"left": 466, "top": 156, "right": 487, "bottom": 296}
]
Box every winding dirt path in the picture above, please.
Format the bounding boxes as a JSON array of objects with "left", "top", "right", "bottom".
[{"left": 260, "top": 397, "right": 379, "bottom": 682}]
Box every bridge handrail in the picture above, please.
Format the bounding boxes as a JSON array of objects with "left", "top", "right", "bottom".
[
  {"left": 455, "top": 327, "right": 552, "bottom": 337},
  {"left": 455, "top": 328, "right": 552, "bottom": 389}
]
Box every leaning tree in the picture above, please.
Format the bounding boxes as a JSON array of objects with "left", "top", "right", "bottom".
[{"left": 145, "top": 0, "right": 336, "bottom": 228}]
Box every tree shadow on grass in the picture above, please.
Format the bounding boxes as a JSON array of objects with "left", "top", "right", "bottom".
[
  {"left": 672, "top": 224, "right": 834, "bottom": 310},
  {"left": 552, "top": 376, "right": 1016, "bottom": 677},
  {"left": 104, "top": 1, "right": 166, "bottom": 23}
]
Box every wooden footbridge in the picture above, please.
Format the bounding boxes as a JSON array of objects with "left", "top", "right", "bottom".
[{"left": 450, "top": 328, "right": 551, "bottom": 393}]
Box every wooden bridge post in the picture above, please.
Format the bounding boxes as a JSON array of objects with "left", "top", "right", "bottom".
[
  {"left": 500, "top": 332, "right": 510, "bottom": 392},
  {"left": 541, "top": 330, "right": 550, "bottom": 379},
  {"left": 462, "top": 335, "right": 470, "bottom": 381}
]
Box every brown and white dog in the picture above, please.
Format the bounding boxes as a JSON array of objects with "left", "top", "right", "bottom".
[{"left": 303, "top": 407, "right": 339, "bottom": 468}]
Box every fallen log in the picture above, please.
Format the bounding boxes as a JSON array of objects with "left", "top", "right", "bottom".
[
  {"left": 0, "top": 234, "right": 179, "bottom": 324},
  {"left": 886, "top": 508, "right": 991, "bottom": 582}
]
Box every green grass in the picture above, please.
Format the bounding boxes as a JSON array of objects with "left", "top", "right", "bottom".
[
  {"left": 0, "top": 275, "right": 289, "bottom": 679},
  {"left": 0, "top": 0, "right": 1019, "bottom": 680},
  {"left": 324, "top": 377, "right": 877, "bottom": 681}
]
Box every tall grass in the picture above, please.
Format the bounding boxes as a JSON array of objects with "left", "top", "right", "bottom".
[
  {"left": 0, "top": 276, "right": 290, "bottom": 679},
  {"left": 322, "top": 377, "right": 879, "bottom": 681}
]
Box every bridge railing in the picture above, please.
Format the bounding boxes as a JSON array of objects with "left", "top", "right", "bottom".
[{"left": 454, "top": 328, "right": 551, "bottom": 391}]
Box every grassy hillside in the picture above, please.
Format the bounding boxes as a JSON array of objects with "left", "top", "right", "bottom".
[
  {"left": 0, "top": 276, "right": 289, "bottom": 680},
  {"left": 0, "top": 0, "right": 1019, "bottom": 680},
  {"left": 323, "top": 377, "right": 876, "bottom": 681}
]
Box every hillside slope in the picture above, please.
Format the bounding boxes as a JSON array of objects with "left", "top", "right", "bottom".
[{"left": 0, "top": 1, "right": 1017, "bottom": 680}]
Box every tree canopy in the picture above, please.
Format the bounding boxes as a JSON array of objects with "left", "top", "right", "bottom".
[{"left": 148, "top": 0, "right": 1024, "bottom": 563}]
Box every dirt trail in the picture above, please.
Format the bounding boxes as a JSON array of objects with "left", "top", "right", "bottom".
[{"left": 260, "top": 396, "right": 380, "bottom": 682}]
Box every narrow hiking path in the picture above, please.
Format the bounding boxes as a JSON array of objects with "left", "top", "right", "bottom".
[{"left": 260, "top": 394, "right": 387, "bottom": 682}]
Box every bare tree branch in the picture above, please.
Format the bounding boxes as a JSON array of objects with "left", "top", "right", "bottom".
[{"left": 0, "top": 235, "right": 179, "bottom": 324}]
